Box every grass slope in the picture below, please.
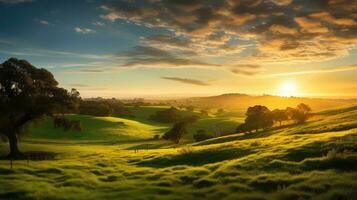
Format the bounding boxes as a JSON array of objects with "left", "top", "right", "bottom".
[
  {"left": 0, "top": 106, "right": 356, "bottom": 199},
  {"left": 29, "top": 114, "right": 169, "bottom": 141}
]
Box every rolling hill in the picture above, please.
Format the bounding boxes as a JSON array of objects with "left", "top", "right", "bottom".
[{"left": 0, "top": 105, "right": 356, "bottom": 200}]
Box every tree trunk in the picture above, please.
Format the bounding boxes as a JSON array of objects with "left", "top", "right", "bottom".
[{"left": 7, "top": 132, "right": 23, "bottom": 159}]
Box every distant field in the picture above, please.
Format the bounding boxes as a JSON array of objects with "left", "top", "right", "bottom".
[
  {"left": 29, "top": 114, "right": 169, "bottom": 141},
  {"left": 27, "top": 106, "right": 244, "bottom": 143},
  {"left": 1, "top": 105, "right": 356, "bottom": 199}
]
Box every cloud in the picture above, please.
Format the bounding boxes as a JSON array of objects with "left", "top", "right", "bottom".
[
  {"left": 161, "top": 76, "right": 210, "bottom": 86},
  {"left": 34, "top": 19, "right": 50, "bottom": 25},
  {"left": 229, "top": 64, "right": 263, "bottom": 76},
  {"left": 100, "top": 0, "right": 357, "bottom": 65},
  {"left": 265, "top": 65, "right": 357, "bottom": 77},
  {"left": 117, "top": 46, "right": 217, "bottom": 67},
  {"left": 142, "top": 34, "right": 191, "bottom": 48},
  {"left": 74, "top": 27, "right": 95, "bottom": 34},
  {"left": 39, "top": 20, "right": 49, "bottom": 25},
  {"left": 92, "top": 21, "right": 105, "bottom": 26},
  {"left": 65, "top": 84, "right": 108, "bottom": 91}
]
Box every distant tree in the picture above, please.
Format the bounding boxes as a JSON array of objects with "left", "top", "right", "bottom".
[
  {"left": 53, "top": 117, "right": 82, "bottom": 132},
  {"left": 193, "top": 129, "right": 212, "bottom": 142},
  {"left": 216, "top": 108, "right": 225, "bottom": 116},
  {"left": 289, "top": 103, "right": 311, "bottom": 124},
  {"left": 236, "top": 123, "right": 251, "bottom": 133},
  {"left": 79, "top": 101, "right": 112, "bottom": 116},
  {"left": 200, "top": 109, "right": 209, "bottom": 116},
  {"left": 0, "top": 58, "right": 80, "bottom": 158},
  {"left": 244, "top": 105, "right": 273, "bottom": 132},
  {"left": 185, "top": 105, "right": 195, "bottom": 112},
  {"left": 271, "top": 109, "right": 288, "bottom": 126},
  {"left": 150, "top": 106, "right": 181, "bottom": 123},
  {"left": 162, "top": 115, "right": 198, "bottom": 144}
]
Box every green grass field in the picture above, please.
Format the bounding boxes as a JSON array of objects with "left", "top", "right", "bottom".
[{"left": 0, "top": 105, "right": 356, "bottom": 199}]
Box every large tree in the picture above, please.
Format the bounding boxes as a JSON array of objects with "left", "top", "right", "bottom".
[
  {"left": 162, "top": 115, "right": 198, "bottom": 144},
  {"left": 244, "top": 105, "right": 273, "bottom": 132},
  {"left": 0, "top": 58, "right": 80, "bottom": 158}
]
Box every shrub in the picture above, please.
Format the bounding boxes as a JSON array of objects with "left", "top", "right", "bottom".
[
  {"left": 150, "top": 107, "right": 181, "bottom": 123},
  {"left": 153, "top": 134, "right": 160, "bottom": 140},
  {"left": 193, "top": 129, "right": 212, "bottom": 142},
  {"left": 53, "top": 117, "right": 83, "bottom": 132}
]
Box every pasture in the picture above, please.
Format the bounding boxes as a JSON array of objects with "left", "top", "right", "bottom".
[{"left": 0, "top": 105, "right": 356, "bottom": 200}]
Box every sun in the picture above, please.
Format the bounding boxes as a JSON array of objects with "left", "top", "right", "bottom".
[{"left": 278, "top": 81, "right": 298, "bottom": 97}]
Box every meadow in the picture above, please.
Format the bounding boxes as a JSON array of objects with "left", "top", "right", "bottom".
[{"left": 0, "top": 105, "right": 357, "bottom": 200}]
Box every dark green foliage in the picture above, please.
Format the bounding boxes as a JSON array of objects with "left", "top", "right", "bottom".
[
  {"left": 200, "top": 109, "right": 209, "bottom": 116},
  {"left": 153, "top": 134, "right": 160, "bottom": 140},
  {"left": 79, "top": 101, "right": 112, "bottom": 116},
  {"left": 193, "top": 129, "right": 212, "bottom": 142},
  {"left": 162, "top": 115, "right": 198, "bottom": 143},
  {"left": 53, "top": 117, "right": 83, "bottom": 132},
  {"left": 236, "top": 123, "right": 251, "bottom": 133},
  {"left": 244, "top": 105, "right": 273, "bottom": 132},
  {"left": 185, "top": 106, "right": 195, "bottom": 112},
  {"left": 286, "top": 103, "right": 311, "bottom": 124},
  {"left": 79, "top": 99, "right": 129, "bottom": 117},
  {"left": 150, "top": 107, "right": 181, "bottom": 123},
  {"left": 0, "top": 58, "right": 80, "bottom": 158},
  {"left": 237, "top": 103, "right": 312, "bottom": 133},
  {"left": 271, "top": 109, "right": 288, "bottom": 126}
]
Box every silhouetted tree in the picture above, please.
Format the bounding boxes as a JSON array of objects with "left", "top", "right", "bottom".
[
  {"left": 185, "top": 105, "right": 195, "bottom": 112},
  {"left": 236, "top": 123, "right": 252, "bottom": 133},
  {"left": 200, "top": 109, "right": 209, "bottom": 116},
  {"left": 291, "top": 103, "right": 311, "bottom": 124},
  {"left": 193, "top": 129, "right": 212, "bottom": 142},
  {"left": 216, "top": 108, "right": 225, "bottom": 116},
  {"left": 0, "top": 58, "right": 80, "bottom": 158},
  {"left": 162, "top": 115, "right": 198, "bottom": 144},
  {"left": 150, "top": 106, "right": 181, "bottom": 123},
  {"left": 244, "top": 105, "right": 273, "bottom": 132},
  {"left": 271, "top": 109, "right": 288, "bottom": 126}
]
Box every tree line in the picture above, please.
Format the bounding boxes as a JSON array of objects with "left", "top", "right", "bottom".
[{"left": 237, "top": 103, "right": 311, "bottom": 133}]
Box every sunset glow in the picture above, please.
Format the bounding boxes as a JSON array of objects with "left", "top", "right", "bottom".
[{"left": 278, "top": 81, "right": 298, "bottom": 97}]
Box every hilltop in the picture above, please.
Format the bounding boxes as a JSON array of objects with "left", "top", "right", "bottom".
[{"left": 183, "top": 93, "right": 357, "bottom": 112}]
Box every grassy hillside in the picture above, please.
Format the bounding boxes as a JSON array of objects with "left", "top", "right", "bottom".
[
  {"left": 28, "top": 106, "right": 244, "bottom": 143},
  {"left": 0, "top": 105, "right": 356, "bottom": 199},
  {"left": 29, "top": 114, "right": 169, "bottom": 141},
  {"left": 183, "top": 93, "right": 357, "bottom": 112}
]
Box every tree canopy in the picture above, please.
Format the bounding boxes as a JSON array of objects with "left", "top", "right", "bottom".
[{"left": 0, "top": 58, "right": 80, "bottom": 158}]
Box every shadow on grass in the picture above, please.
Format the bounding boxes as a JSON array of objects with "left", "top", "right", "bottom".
[
  {"left": 0, "top": 151, "right": 58, "bottom": 160},
  {"left": 294, "top": 123, "right": 357, "bottom": 135},
  {"left": 283, "top": 134, "right": 357, "bottom": 162},
  {"left": 195, "top": 130, "right": 276, "bottom": 146},
  {"left": 137, "top": 148, "right": 253, "bottom": 167}
]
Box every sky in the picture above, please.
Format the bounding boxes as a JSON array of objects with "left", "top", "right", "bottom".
[{"left": 0, "top": 0, "right": 356, "bottom": 98}]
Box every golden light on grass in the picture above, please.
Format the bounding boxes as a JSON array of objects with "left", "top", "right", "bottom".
[{"left": 278, "top": 81, "right": 298, "bottom": 97}]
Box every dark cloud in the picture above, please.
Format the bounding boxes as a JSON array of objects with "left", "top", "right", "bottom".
[
  {"left": 161, "top": 76, "right": 210, "bottom": 86},
  {"left": 102, "top": 0, "right": 357, "bottom": 65},
  {"left": 142, "top": 34, "right": 191, "bottom": 48},
  {"left": 118, "top": 46, "right": 216, "bottom": 67},
  {"left": 230, "top": 69, "right": 260, "bottom": 76}
]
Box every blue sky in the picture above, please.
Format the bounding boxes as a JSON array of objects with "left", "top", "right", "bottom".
[{"left": 0, "top": 0, "right": 356, "bottom": 98}]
